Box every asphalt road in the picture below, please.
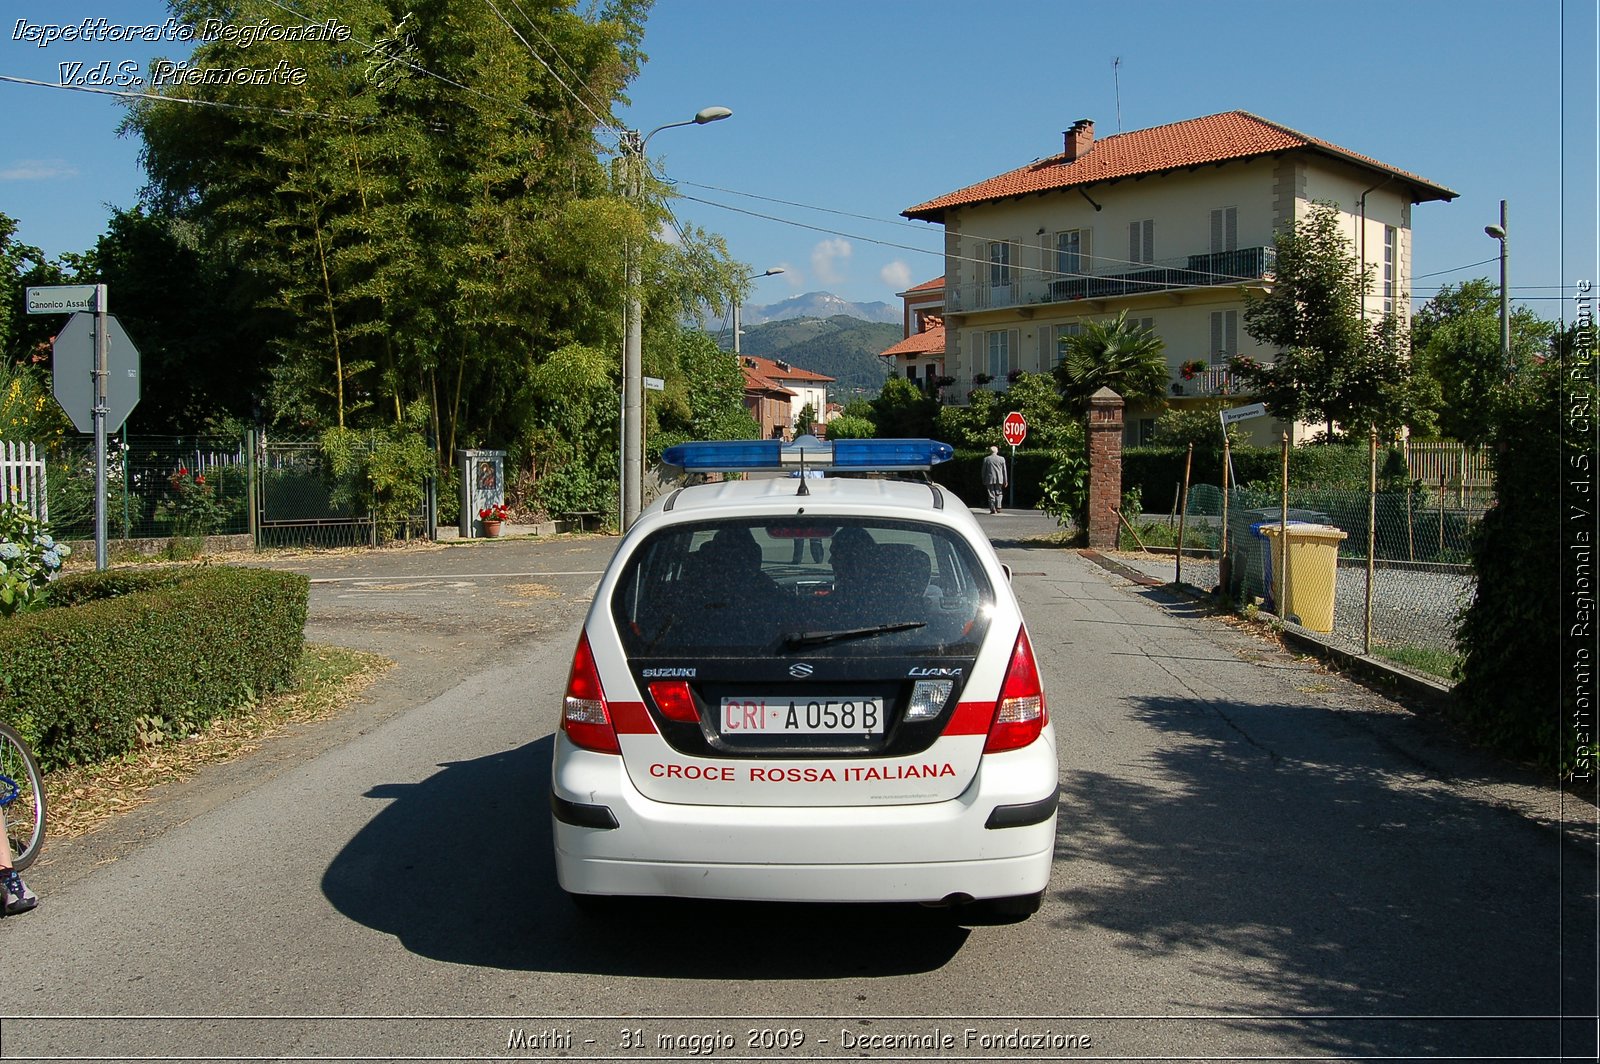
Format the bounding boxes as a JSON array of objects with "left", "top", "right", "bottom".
[{"left": 0, "top": 511, "right": 1593, "bottom": 1062}]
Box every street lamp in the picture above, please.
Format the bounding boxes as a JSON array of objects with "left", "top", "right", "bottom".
[
  {"left": 1484, "top": 199, "right": 1509, "bottom": 375},
  {"left": 733, "top": 267, "right": 785, "bottom": 355},
  {"left": 619, "top": 106, "right": 732, "bottom": 532}
]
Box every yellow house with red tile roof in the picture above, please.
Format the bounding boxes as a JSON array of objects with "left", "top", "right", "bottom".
[{"left": 903, "top": 110, "right": 1456, "bottom": 444}]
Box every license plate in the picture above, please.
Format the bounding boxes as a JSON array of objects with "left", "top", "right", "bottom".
[{"left": 720, "top": 696, "right": 884, "bottom": 735}]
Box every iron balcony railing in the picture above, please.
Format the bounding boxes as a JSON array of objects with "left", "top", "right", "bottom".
[{"left": 946, "top": 246, "right": 1277, "bottom": 314}]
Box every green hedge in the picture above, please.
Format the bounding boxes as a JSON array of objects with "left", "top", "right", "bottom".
[
  {"left": 1123, "top": 443, "right": 1411, "bottom": 513},
  {"left": 0, "top": 566, "right": 309, "bottom": 769}
]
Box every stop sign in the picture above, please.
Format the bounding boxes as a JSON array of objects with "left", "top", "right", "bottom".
[{"left": 1002, "top": 411, "right": 1028, "bottom": 447}]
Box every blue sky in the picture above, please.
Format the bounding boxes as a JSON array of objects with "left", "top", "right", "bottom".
[{"left": 2, "top": 1, "right": 1595, "bottom": 321}]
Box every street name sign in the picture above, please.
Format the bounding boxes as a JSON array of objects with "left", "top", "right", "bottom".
[
  {"left": 26, "top": 284, "right": 104, "bottom": 315},
  {"left": 643, "top": 376, "right": 665, "bottom": 392},
  {"left": 1221, "top": 402, "right": 1268, "bottom": 426},
  {"left": 52, "top": 311, "right": 141, "bottom": 433}
]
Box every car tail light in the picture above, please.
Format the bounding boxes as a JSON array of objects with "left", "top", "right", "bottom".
[
  {"left": 561, "top": 633, "right": 620, "bottom": 754},
  {"left": 648, "top": 680, "right": 699, "bottom": 723},
  {"left": 984, "top": 627, "right": 1047, "bottom": 753}
]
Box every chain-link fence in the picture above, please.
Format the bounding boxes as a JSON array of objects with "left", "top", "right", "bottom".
[
  {"left": 1125, "top": 446, "right": 1482, "bottom": 683},
  {"left": 44, "top": 435, "right": 251, "bottom": 540}
]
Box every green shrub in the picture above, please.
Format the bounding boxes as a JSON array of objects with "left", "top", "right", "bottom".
[
  {"left": 1123, "top": 443, "right": 1410, "bottom": 515},
  {"left": 0, "top": 566, "right": 308, "bottom": 769},
  {"left": 0, "top": 504, "right": 72, "bottom": 616},
  {"left": 1454, "top": 354, "right": 1581, "bottom": 771}
]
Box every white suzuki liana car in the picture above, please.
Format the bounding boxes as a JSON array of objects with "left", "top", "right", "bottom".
[{"left": 550, "top": 437, "right": 1058, "bottom": 919}]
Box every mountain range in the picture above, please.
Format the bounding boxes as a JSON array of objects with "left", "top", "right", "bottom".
[
  {"left": 740, "top": 291, "right": 900, "bottom": 326},
  {"left": 732, "top": 314, "right": 900, "bottom": 400}
]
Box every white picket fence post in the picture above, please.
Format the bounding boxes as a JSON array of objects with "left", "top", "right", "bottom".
[{"left": 0, "top": 440, "right": 49, "bottom": 522}]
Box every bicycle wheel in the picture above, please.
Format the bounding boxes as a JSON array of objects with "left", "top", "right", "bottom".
[{"left": 0, "top": 722, "right": 45, "bottom": 871}]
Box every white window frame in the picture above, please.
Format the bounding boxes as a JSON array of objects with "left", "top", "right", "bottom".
[
  {"left": 1383, "top": 225, "right": 1397, "bottom": 315},
  {"left": 1056, "top": 228, "right": 1090, "bottom": 277},
  {"left": 988, "top": 240, "right": 1013, "bottom": 287},
  {"left": 986, "top": 328, "right": 1019, "bottom": 381}
]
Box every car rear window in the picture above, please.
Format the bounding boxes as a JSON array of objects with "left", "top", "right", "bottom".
[{"left": 611, "top": 518, "right": 992, "bottom": 657}]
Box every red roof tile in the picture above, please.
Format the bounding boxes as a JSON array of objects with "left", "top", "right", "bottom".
[
  {"left": 882, "top": 325, "right": 946, "bottom": 358},
  {"left": 737, "top": 354, "right": 835, "bottom": 384},
  {"left": 903, "top": 276, "right": 945, "bottom": 295},
  {"left": 904, "top": 111, "right": 1455, "bottom": 221}
]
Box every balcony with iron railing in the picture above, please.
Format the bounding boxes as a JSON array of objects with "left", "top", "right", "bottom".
[
  {"left": 1170, "top": 365, "right": 1237, "bottom": 398},
  {"left": 946, "top": 246, "right": 1277, "bottom": 315}
]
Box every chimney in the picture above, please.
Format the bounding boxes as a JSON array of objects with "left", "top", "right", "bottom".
[{"left": 1063, "top": 119, "right": 1094, "bottom": 161}]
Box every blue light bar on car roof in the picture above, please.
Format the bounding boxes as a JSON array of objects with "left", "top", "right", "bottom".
[{"left": 660, "top": 437, "right": 953, "bottom": 472}]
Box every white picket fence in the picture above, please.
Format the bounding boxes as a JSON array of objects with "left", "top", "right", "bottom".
[{"left": 1, "top": 440, "right": 48, "bottom": 521}]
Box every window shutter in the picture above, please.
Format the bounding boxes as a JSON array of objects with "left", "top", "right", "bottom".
[
  {"left": 1210, "top": 311, "right": 1223, "bottom": 357},
  {"left": 1008, "top": 328, "right": 1020, "bottom": 374},
  {"left": 1129, "top": 222, "right": 1140, "bottom": 264},
  {"left": 1210, "top": 207, "right": 1238, "bottom": 253},
  {"left": 1081, "top": 228, "right": 1092, "bottom": 273},
  {"left": 1226, "top": 310, "right": 1237, "bottom": 355},
  {"left": 1143, "top": 219, "right": 1154, "bottom": 262}
]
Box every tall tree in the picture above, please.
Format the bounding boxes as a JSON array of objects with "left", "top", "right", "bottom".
[
  {"left": 1229, "top": 201, "right": 1424, "bottom": 439},
  {"left": 1, "top": 214, "right": 72, "bottom": 370},
  {"left": 126, "top": 0, "right": 731, "bottom": 468},
  {"left": 1052, "top": 310, "right": 1168, "bottom": 408},
  {"left": 1411, "top": 278, "right": 1556, "bottom": 445}
]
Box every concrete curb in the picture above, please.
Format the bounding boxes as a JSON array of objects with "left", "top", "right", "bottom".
[{"left": 1079, "top": 547, "right": 1455, "bottom": 713}]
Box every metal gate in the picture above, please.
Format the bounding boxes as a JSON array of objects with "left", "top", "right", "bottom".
[{"left": 252, "top": 434, "right": 434, "bottom": 549}]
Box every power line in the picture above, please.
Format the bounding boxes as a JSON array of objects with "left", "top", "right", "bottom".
[
  {"left": 484, "top": 0, "right": 616, "bottom": 134},
  {"left": 0, "top": 73, "right": 365, "bottom": 123}
]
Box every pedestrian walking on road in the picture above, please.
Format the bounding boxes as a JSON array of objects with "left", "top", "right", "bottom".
[{"left": 982, "top": 445, "right": 1008, "bottom": 514}]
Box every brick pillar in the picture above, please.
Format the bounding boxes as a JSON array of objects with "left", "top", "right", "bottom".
[{"left": 1086, "top": 387, "right": 1124, "bottom": 548}]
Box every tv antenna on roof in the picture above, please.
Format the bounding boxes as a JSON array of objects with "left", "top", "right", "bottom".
[{"left": 1113, "top": 57, "right": 1123, "bottom": 132}]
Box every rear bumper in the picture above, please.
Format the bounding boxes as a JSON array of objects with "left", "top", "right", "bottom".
[{"left": 550, "top": 728, "right": 1059, "bottom": 904}]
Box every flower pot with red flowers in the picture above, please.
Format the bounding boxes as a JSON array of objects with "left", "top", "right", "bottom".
[
  {"left": 1179, "top": 359, "right": 1207, "bottom": 382},
  {"left": 478, "top": 503, "right": 509, "bottom": 537}
]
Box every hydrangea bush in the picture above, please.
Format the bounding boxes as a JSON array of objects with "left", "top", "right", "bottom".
[{"left": 0, "top": 503, "right": 71, "bottom": 616}]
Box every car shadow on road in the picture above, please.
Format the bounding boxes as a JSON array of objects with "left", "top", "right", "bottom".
[
  {"left": 1049, "top": 693, "right": 1596, "bottom": 1059},
  {"left": 321, "top": 737, "right": 970, "bottom": 976}
]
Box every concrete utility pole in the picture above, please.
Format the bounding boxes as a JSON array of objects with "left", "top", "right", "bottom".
[{"left": 619, "top": 106, "right": 731, "bottom": 531}]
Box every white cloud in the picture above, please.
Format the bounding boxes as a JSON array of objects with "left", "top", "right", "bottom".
[
  {"left": 880, "top": 260, "right": 913, "bottom": 292},
  {"left": 0, "top": 159, "right": 77, "bottom": 181},
  {"left": 811, "top": 238, "right": 852, "bottom": 286},
  {"left": 774, "top": 261, "right": 804, "bottom": 290}
]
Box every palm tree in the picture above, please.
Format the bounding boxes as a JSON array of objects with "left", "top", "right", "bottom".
[{"left": 1053, "top": 310, "right": 1169, "bottom": 408}]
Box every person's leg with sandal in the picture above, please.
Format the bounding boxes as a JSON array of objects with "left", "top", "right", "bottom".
[{"left": 0, "top": 810, "right": 38, "bottom": 916}]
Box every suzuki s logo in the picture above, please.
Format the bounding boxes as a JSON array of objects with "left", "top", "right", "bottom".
[{"left": 788, "top": 663, "right": 815, "bottom": 678}]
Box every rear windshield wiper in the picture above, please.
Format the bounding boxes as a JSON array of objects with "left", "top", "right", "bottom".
[{"left": 782, "top": 621, "right": 927, "bottom": 648}]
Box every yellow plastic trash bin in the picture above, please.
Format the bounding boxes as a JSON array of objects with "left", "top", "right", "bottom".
[{"left": 1260, "top": 523, "right": 1348, "bottom": 633}]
